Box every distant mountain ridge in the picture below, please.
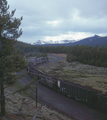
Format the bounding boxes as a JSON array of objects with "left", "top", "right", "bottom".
[
  {"left": 65, "top": 35, "right": 107, "bottom": 47},
  {"left": 31, "top": 35, "right": 107, "bottom": 47},
  {"left": 32, "top": 39, "right": 76, "bottom": 45}
]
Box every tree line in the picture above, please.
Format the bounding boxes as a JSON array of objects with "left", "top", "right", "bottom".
[
  {"left": 66, "top": 45, "right": 107, "bottom": 67},
  {"left": 16, "top": 43, "right": 107, "bottom": 67}
]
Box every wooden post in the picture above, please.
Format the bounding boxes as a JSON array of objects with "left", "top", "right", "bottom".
[{"left": 35, "top": 75, "right": 38, "bottom": 107}]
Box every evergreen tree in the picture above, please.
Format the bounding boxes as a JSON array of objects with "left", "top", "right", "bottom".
[{"left": 0, "top": 0, "right": 26, "bottom": 116}]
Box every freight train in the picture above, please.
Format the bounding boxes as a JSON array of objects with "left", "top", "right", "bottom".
[
  {"left": 29, "top": 57, "right": 49, "bottom": 65},
  {"left": 28, "top": 59, "right": 107, "bottom": 112}
]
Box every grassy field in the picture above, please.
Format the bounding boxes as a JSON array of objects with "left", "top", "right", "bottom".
[{"left": 39, "top": 54, "right": 107, "bottom": 93}]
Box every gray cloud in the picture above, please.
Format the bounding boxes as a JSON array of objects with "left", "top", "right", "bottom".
[{"left": 7, "top": 0, "right": 107, "bottom": 42}]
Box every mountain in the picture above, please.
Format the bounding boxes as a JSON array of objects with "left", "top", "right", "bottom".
[
  {"left": 30, "top": 35, "right": 107, "bottom": 47},
  {"left": 65, "top": 35, "right": 107, "bottom": 47},
  {"left": 32, "top": 40, "right": 76, "bottom": 45}
]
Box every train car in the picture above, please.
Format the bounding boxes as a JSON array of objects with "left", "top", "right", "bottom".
[
  {"left": 97, "top": 94, "right": 107, "bottom": 111},
  {"left": 57, "top": 80, "right": 99, "bottom": 105},
  {"left": 41, "top": 57, "right": 45, "bottom": 63},
  {"left": 38, "top": 58, "right": 41, "bottom": 63},
  {"left": 28, "top": 56, "right": 49, "bottom": 65},
  {"left": 29, "top": 59, "right": 37, "bottom": 65},
  {"left": 44, "top": 57, "right": 49, "bottom": 62},
  {"left": 36, "top": 58, "right": 40, "bottom": 64},
  {"left": 28, "top": 57, "right": 107, "bottom": 112},
  {"left": 39, "top": 57, "right": 44, "bottom": 63},
  {"left": 40, "top": 76, "right": 57, "bottom": 90}
]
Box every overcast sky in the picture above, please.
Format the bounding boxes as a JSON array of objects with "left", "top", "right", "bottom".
[{"left": 7, "top": 0, "right": 107, "bottom": 43}]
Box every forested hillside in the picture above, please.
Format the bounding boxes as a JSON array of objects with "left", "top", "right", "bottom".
[
  {"left": 66, "top": 45, "right": 107, "bottom": 67},
  {"left": 14, "top": 41, "right": 39, "bottom": 54},
  {"left": 15, "top": 41, "right": 107, "bottom": 67},
  {"left": 35, "top": 45, "right": 107, "bottom": 67}
]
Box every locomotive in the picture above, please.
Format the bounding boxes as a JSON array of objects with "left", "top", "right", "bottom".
[{"left": 29, "top": 57, "right": 49, "bottom": 65}]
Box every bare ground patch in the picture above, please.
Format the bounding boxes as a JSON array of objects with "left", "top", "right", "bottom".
[{"left": 48, "top": 53, "right": 67, "bottom": 58}]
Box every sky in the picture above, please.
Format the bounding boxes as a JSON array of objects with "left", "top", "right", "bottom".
[{"left": 7, "top": 0, "right": 107, "bottom": 43}]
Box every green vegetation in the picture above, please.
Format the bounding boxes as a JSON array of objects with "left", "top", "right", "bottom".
[
  {"left": 25, "top": 52, "right": 47, "bottom": 58},
  {"left": 20, "top": 44, "right": 107, "bottom": 67},
  {"left": 15, "top": 38, "right": 107, "bottom": 68},
  {"left": 0, "top": 0, "right": 26, "bottom": 116},
  {"left": 14, "top": 41, "right": 39, "bottom": 55},
  {"left": 47, "top": 62, "right": 87, "bottom": 81},
  {"left": 66, "top": 45, "right": 107, "bottom": 67},
  {"left": 39, "top": 66, "right": 48, "bottom": 74},
  {"left": 14, "top": 80, "right": 24, "bottom": 90},
  {"left": 13, "top": 80, "right": 32, "bottom": 97}
]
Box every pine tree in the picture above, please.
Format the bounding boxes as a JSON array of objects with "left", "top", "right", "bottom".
[{"left": 0, "top": 0, "right": 26, "bottom": 116}]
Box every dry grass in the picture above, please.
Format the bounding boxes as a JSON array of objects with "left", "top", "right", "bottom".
[
  {"left": 39, "top": 54, "right": 107, "bottom": 93},
  {"left": 3, "top": 81, "right": 72, "bottom": 120},
  {"left": 48, "top": 53, "right": 67, "bottom": 58}
]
